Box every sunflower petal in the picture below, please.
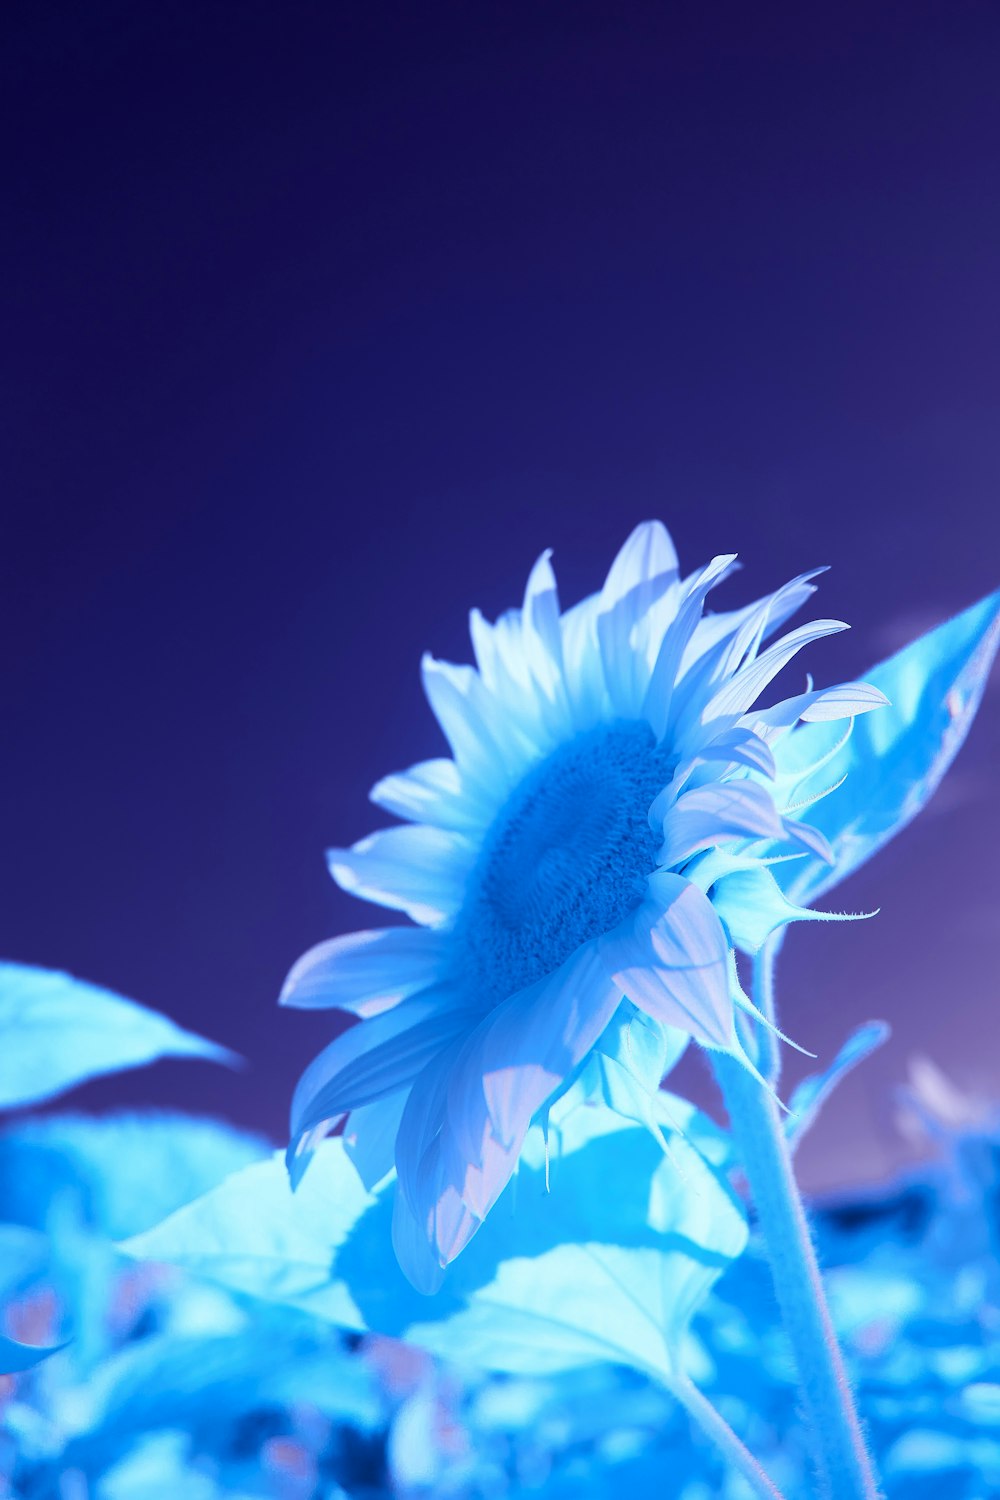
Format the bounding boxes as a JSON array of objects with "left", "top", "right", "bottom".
[
  {"left": 370, "top": 758, "right": 490, "bottom": 833},
  {"left": 657, "top": 780, "right": 785, "bottom": 868},
  {"left": 279, "top": 926, "right": 450, "bottom": 1016},
  {"left": 289, "top": 995, "right": 470, "bottom": 1149},
  {"left": 600, "top": 875, "right": 734, "bottom": 1048},
  {"left": 327, "top": 825, "right": 474, "bottom": 925},
  {"left": 598, "top": 521, "right": 680, "bottom": 716}
]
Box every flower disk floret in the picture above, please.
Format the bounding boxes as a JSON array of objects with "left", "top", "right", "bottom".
[{"left": 282, "top": 522, "right": 888, "bottom": 1290}]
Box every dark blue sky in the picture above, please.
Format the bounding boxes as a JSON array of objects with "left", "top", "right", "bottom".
[{"left": 3, "top": 2, "right": 999, "bottom": 1189}]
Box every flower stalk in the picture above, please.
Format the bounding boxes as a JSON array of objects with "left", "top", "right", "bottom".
[
  {"left": 667, "top": 1374, "right": 787, "bottom": 1499},
  {"left": 713, "top": 1043, "right": 880, "bottom": 1499}
]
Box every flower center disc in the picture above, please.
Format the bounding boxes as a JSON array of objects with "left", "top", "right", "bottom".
[{"left": 454, "top": 721, "right": 675, "bottom": 1006}]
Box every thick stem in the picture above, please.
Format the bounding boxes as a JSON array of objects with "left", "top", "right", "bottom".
[
  {"left": 713, "top": 1051, "right": 880, "bottom": 1499},
  {"left": 668, "top": 1374, "right": 787, "bottom": 1499}
]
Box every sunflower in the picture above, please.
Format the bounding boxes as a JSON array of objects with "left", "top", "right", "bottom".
[{"left": 282, "top": 523, "right": 886, "bottom": 1290}]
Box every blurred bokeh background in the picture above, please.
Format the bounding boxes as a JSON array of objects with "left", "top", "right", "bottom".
[{"left": 3, "top": 1, "right": 998, "bottom": 1193}]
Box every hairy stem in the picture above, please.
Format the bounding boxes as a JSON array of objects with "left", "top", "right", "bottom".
[
  {"left": 667, "top": 1374, "right": 787, "bottom": 1499},
  {"left": 713, "top": 1049, "right": 880, "bottom": 1499},
  {"left": 753, "top": 932, "right": 784, "bottom": 1085}
]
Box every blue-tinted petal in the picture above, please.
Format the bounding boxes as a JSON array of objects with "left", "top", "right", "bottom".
[
  {"left": 742, "top": 680, "right": 889, "bottom": 741},
  {"left": 369, "top": 757, "right": 490, "bottom": 833},
  {"left": 327, "top": 824, "right": 474, "bottom": 925},
  {"left": 344, "top": 1092, "right": 408, "bottom": 1191},
  {"left": 600, "top": 875, "right": 734, "bottom": 1047},
  {"left": 289, "top": 994, "right": 472, "bottom": 1145},
  {"left": 598, "top": 521, "right": 680, "bottom": 716},
  {"left": 521, "top": 549, "right": 566, "bottom": 703},
  {"left": 398, "top": 947, "right": 623, "bottom": 1264},
  {"left": 699, "top": 618, "right": 850, "bottom": 725},
  {"left": 642, "top": 554, "right": 738, "bottom": 738},
  {"left": 684, "top": 569, "right": 825, "bottom": 676},
  {"left": 474, "top": 944, "right": 622, "bottom": 1151},
  {"left": 656, "top": 780, "right": 786, "bottom": 868},
  {"left": 279, "top": 925, "right": 450, "bottom": 1016},
  {"left": 671, "top": 726, "right": 776, "bottom": 794},
  {"left": 421, "top": 653, "right": 521, "bottom": 795},
  {"left": 558, "top": 595, "right": 606, "bottom": 730},
  {"left": 705, "top": 569, "right": 830, "bottom": 689}
]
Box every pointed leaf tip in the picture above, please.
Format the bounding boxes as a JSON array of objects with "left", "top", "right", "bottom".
[
  {"left": 786, "top": 1020, "right": 890, "bottom": 1151},
  {"left": 774, "top": 587, "right": 1000, "bottom": 906},
  {"left": 0, "top": 963, "right": 237, "bottom": 1110}
]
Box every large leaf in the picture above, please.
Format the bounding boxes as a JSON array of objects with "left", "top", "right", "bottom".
[
  {"left": 773, "top": 588, "right": 1000, "bottom": 905},
  {"left": 0, "top": 1112, "right": 269, "bottom": 1240},
  {"left": 0, "top": 963, "right": 237, "bottom": 1110},
  {"left": 124, "top": 1097, "right": 746, "bottom": 1383}
]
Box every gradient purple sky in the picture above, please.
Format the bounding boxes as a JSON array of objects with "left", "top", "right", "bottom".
[{"left": 3, "top": 2, "right": 999, "bottom": 1191}]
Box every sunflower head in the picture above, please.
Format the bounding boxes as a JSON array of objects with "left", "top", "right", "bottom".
[{"left": 282, "top": 522, "right": 887, "bottom": 1290}]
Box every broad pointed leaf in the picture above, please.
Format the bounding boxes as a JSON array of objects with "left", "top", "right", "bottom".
[
  {"left": 0, "top": 964, "right": 237, "bottom": 1110},
  {"left": 124, "top": 1100, "right": 746, "bottom": 1383},
  {"left": 774, "top": 588, "right": 1000, "bottom": 905},
  {"left": 0, "top": 1112, "right": 269, "bottom": 1240}
]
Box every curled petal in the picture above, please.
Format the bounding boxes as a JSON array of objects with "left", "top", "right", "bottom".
[
  {"left": 670, "top": 726, "right": 776, "bottom": 797},
  {"left": 700, "top": 618, "right": 850, "bottom": 725},
  {"left": 780, "top": 815, "right": 835, "bottom": 866},
  {"left": 598, "top": 521, "right": 680, "bottom": 717},
  {"left": 642, "top": 554, "right": 739, "bottom": 739},
  {"left": 421, "top": 654, "right": 522, "bottom": 797},
  {"left": 280, "top": 926, "right": 450, "bottom": 1016},
  {"left": 289, "top": 994, "right": 470, "bottom": 1157},
  {"left": 656, "top": 780, "right": 785, "bottom": 868},
  {"left": 370, "top": 758, "right": 491, "bottom": 833},
  {"left": 682, "top": 568, "right": 826, "bottom": 677},
  {"left": 327, "top": 825, "right": 475, "bottom": 925},
  {"left": 600, "top": 874, "right": 734, "bottom": 1048},
  {"left": 742, "top": 680, "right": 889, "bottom": 743}
]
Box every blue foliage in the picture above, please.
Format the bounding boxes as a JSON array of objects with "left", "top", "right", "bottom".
[
  {"left": 125, "top": 1094, "right": 747, "bottom": 1382},
  {"left": 1, "top": 579, "right": 997, "bottom": 1490},
  {"left": 773, "top": 585, "right": 1000, "bottom": 906},
  {"left": 0, "top": 1112, "right": 270, "bottom": 1241},
  {"left": 0, "top": 964, "right": 237, "bottom": 1111},
  {"left": 785, "top": 1021, "right": 891, "bottom": 1153},
  {"left": 0, "top": 964, "right": 239, "bottom": 1377}
]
